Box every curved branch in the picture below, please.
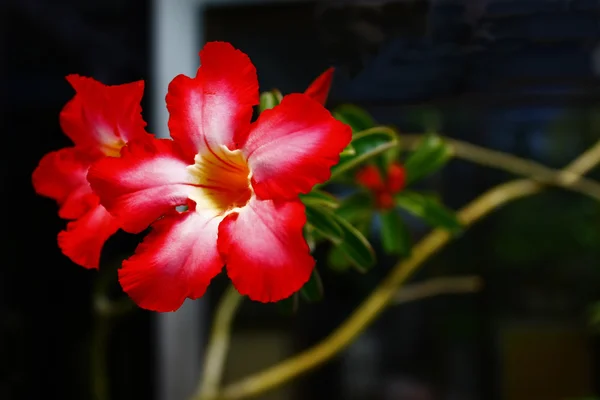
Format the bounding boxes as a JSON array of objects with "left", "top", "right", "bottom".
[
  {"left": 392, "top": 275, "right": 483, "bottom": 304},
  {"left": 401, "top": 134, "right": 600, "bottom": 201},
  {"left": 195, "top": 286, "right": 244, "bottom": 398},
  {"left": 213, "top": 140, "right": 600, "bottom": 400}
]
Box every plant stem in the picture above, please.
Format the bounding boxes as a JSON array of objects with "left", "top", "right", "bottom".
[
  {"left": 392, "top": 275, "right": 483, "bottom": 304},
  {"left": 91, "top": 312, "right": 111, "bottom": 400},
  {"left": 195, "top": 286, "right": 244, "bottom": 398},
  {"left": 210, "top": 140, "right": 600, "bottom": 400},
  {"left": 402, "top": 134, "right": 600, "bottom": 201},
  {"left": 90, "top": 255, "right": 138, "bottom": 400}
]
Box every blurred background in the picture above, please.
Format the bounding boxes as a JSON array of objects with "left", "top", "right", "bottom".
[{"left": 2, "top": 0, "right": 600, "bottom": 399}]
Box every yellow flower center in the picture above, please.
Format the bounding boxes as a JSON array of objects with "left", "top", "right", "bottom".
[
  {"left": 187, "top": 144, "right": 252, "bottom": 214},
  {"left": 100, "top": 139, "right": 126, "bottom": 157}
]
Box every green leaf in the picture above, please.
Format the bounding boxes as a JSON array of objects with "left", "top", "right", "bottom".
[
  {"left": 332, "top": 104, "right": 375, "bottom": 133},
  {"left": 380, "top": 142, "right": 402, "bottom": 169},
  {"left": 304, "top": 225, "right": 316, "bottom": 252},
  {"left": 329, "top": 214, "right": 376, "bottom": 272},
  {"left": 259, "top": 90, "right": 281, "bottom": 112},
  {"left": 300, "top": 189, "right": 339, "bottom": 209},
  {"left": 380, "top": 210, "right": 411, "bottom": 256},
  {"left": 340, "top": 142, "right": 356, "bottom": 157},
  {"left": 327, "top": 245, "right": 352, "bottom": 272},
  {"left": 327, "top": 213, "right": 373, "bottom": 272},
  {"left": 330, "top": 127, "right": 399, "bottom": 180},
  {"left": 395, "top": 190, "right": 462, "bottom": 234},
  {"left": 276, "top": 293, "right": 299, "bottom": 315},
  {"left": 336, "top": 191, "right": 374, "bottom": 221},
  {"left": 300, "top": 269, "right": 324, "bottom": 302},
  {"left": 403, "top": 133, "right": 452, "bottom": 184},
  {"left": 305, "top": 204, "right": 344, "bottom": 244}
]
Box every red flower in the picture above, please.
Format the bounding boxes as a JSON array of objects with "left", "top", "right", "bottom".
[
  {"left": 32, "top": 75, "right": 149, "bottom": 269},
  {"left": 88, "top": 42, "right": 352, "bottom": 311},
  {"left": 356, "top": 163, "right": 407, "bottom": 209},
  {"left": 304, "top": 67, "right": 334, "bottom": 105}
]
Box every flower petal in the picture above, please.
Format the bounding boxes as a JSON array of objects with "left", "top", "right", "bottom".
[
  {"left": 32, "top": 147, "right": 98, "bottom": 219},
  {"left": 119, "top": 209, "right": 224, "bottom": 312},
  {"left": 387, "top": 163, "right": 406, "bottom": 193},
  {"left": 88, "top": 137, "right": 196, "bottom": 233},
  {"left": 60, "top": 75, "right": 148, "bottom": 155},
  {"left": 356, "top": 165, "right": 384, "bottom": 191},
  {"left": 243, "top": 93, "right": 352, "bottom": 200},
  {"left": 166, "top": 41, "right": 259, "bottom": 157},
  {"left": 57, "top": 203, "right": 120, "bottom": 269},
  {"left": 218, "top": 197, "right": 314, "bottom": 302},
  {"left": 304, "top": 67, "right": 334, "bottom": 105}
]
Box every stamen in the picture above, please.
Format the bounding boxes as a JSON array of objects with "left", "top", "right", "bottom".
[{"left": 187, "top": 141, "right": 252, "bottom": 214}]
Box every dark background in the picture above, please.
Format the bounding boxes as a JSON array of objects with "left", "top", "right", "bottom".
[{"left": 2, "top": 1, "right": 600, "bottom": 400}]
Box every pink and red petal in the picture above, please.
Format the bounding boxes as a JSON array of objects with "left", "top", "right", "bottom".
[
  {"left": 60, "top": 75, "right": 148, "bottom": 155},
  {"left": 218, "top": 197, "right": 314, "bottom": 303},
  {"left": 304, "top": 67, "right": 334, "bottom": 105},
  {"left": 32, "top": 147, "right": 98, "bottom": 219},
  {"left": 166, "top": 41, "right": 259, "bottom": 157},
  {"left": 87, "top": 137, "right": 196, "bottom": 233},
  {"left": 119, "top": 209, "right": 224, "bottom": 312},
  {"left": 243, "top": 93, "right": 352, "bottom": 201},
  {"left": 57, "top": 203, "right": 120, "bottom": 269}
]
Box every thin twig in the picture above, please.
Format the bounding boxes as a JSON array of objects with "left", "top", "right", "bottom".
[
  {"left": 91, "top": 312, "right": 111, "bottom": 400},
  {"left": 210, "top": 140, "right": 600, "bottom": 400},
  {"left": 393, "top": 275, "right": 483, "bottom": 304},
  {"left": 90, "top": 255, "right": 137, "bottom": 400},
  {"left": 402, "top": 134, "right": 600, "bottom": 201},
  {"left": 195, "top": 286, "right": 244, "bottom": 398}
]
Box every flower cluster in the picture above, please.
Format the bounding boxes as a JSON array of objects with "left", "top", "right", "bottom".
[
  {"left": 33, "top": 42, "right": 351, "bottom": 311},
  {"left": 356, "top": 163, "right": 407, "bottom": 209}
]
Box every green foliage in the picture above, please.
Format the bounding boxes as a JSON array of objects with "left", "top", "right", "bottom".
[
  {"left": 258, "top": 89, "right": 283, "bottom": 113},
  {"left": 404, "top": 133, "right": 452, "bottom": 184},
  {"left": 332, "top": 104, "right": 376, "bottom": 132},
  {"left": 380, "top": 210, "right": 411, "bottom": 256},
  {"left": 328, "top": 213, "right": 376, "bottom": 273},
  {"left": 394, "top": 190, "right": 462, "bottom": 234},
  {"left": 300, "top": 269, "right": 324, "bottom": 303},
  {"left": 299, "top": 189, "right": 340, "bottom": 209},
  {"left": 259, "top": 91, "right": 279, "bottom": 112},
  {"left": 305, "top": 204, "right": 344, "bottom": 244},
  {"left": 295, "top": 103, "right": 457, "bottom": 296},
  {"left": 330, "top": 127, "right": 399, "bottom": 180},
  {"left": 335, "top": 192, "right": 374, "bottom": 222},
  {"left": 327, "top": 216, "right": 372, "bottom": 272}
]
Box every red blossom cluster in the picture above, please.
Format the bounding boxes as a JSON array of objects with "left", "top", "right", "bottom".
[
  {"left": 33, "top": 42, "right": 351, "bottom": 312},
  {"left": 356, "top": 163, "right": 407, "bottom": 209}
]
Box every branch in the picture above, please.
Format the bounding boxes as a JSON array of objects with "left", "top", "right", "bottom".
[
  {"left": 195, "top": 286, "right": 244, "bottom": 398},
  {"left": 402, "top": 134, "right": 600, "bottom": 201},
  {"left": 214, "top": 140, "right": 600, "bottom": 400},
  {"left": 392, "top": 275, "right": 483, "bottom": 305},
  {"left": 90, "top": 254, "right": 137, "bottom": 400}
]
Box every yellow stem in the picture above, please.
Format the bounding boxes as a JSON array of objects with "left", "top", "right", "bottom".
[
  {"left": 392, "top": 275, "right": 483, "bottom": 304},
  {"left": 195, "top": 286, "right": 244, "bottom": 398},
  {"left": 210, "top": 140, "right": 600, "bottom": 400},
  {"left": 402, "top": 134, "right": 600, "bottom": 201}
]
